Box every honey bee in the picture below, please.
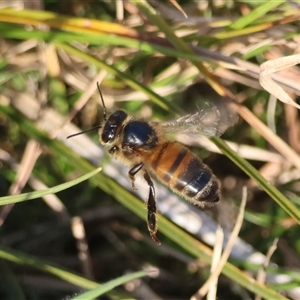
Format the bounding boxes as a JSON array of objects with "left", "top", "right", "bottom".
[{"left": 68, "top": 83, "right": 237, "bottom": 245}]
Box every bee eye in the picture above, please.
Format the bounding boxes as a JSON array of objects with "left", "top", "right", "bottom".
[
  {"left": 102, "top": 110, "right": 127, "bottom": 143},
  {"left": 109, "top": 145, "right": 119, "bottom": 154}
]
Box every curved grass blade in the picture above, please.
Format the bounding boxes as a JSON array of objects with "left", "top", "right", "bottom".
[
  {"left": 72, "top": 270, "right": 152, "bottom": 300},
  {"left": 230, "top": 1, "right": 285, "bottom": 29},
  {"left": 0, "top": 167, "right": 101, "bottom": 206},
  {"left": 0, "top": 247, "right": 99, "bottom": 290}
]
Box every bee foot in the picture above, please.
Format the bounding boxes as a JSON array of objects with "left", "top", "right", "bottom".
[{"left": 150, "top": 232, "right": 161, "bottom": 245}]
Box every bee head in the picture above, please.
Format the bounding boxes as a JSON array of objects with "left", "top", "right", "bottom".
[{"left": 101, "top": 110, "right": 127, "bottom": 144}]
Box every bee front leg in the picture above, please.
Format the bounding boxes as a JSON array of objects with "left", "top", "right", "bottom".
[
  {"left": 128, "top": 163, "right": 144, "bottom": 190},
  {"left": 144, "top": 171, "right": 161, "bottom": 245}
]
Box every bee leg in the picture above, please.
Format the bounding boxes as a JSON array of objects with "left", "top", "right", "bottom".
[
  {"left": 144, "top": 171, "right": 161, "bottom": 245},
  {"left": 128, "top": 163, "right": 144, "bottom": 190}
]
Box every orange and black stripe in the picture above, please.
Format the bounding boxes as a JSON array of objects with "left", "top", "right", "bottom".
[{"left": 151, "top": 142, "right": 219, "bottom": 203}]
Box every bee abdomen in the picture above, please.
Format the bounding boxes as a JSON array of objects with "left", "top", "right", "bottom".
[
  {"left": 175, "top": 155, "right": 219, "bottom": 204},
  {"left": 152, "top": 142, "right": 219, "bottom": 204}
]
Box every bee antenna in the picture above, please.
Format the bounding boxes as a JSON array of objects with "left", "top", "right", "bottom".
[
  {"left": 66, "top": 125, "right": 102, "bottom": 139},
  {"left": 97, "top": 82, "right": 107, "bottom": 121}
]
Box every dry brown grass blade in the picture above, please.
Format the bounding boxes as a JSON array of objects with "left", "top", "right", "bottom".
[
  {"left": 235, "top": 104, "right": 300, "bottom": 171},
  {"left": 71, "top": 216, "right": 94, "bottom": 280},
  {"left": 260, "top": 55, "right": 300, "bottom": 110},
  {"left": 207, "top": 226, "right": 224, "bottom": 300},
  {"left": 0, "top": 140, "right": 42, "bottom": 226},
  {"left": 50, "top": 70, "right": 107, "bottom": 139},
  {"left": 255, "top": 238, "right": 279, "bottom": 300},
  {"left": 285, "top": 104, "right": 300, "bottom": 154},
  {"left": 0, "top": 148, "right": 70, "bottom": 224},
  {"left": 169, "top": 0, "right": 187, "bottom": 18},
  {"left": 191, "top": 187, "right": 248, "bottom": 299}
]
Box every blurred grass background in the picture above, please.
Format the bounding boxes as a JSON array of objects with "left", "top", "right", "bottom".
[{"left": 0, "top": 0, "right": 300, "bottom": 299}]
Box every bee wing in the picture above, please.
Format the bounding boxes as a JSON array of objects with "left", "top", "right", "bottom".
[{"left": 161, "top": 99, "right": 238, "bottom": 137}]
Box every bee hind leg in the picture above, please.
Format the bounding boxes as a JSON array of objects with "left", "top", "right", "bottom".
[
  {"left": 144, "top": 171, "right": 161, "bottom": 245},
  {"left": 128, "top": 163, "right": 144, "bottom": 190}
]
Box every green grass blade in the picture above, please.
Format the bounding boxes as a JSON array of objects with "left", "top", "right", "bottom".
[
  {"left": 133, "top": 1, "right": 227, "bottom": 98},
  {"left": 72, "top": 270, "right": 150, "bottom": 300},
  {"left": 0, "top": 247, "right": 99, "bottom": 289},
  {"left": 230, "top": 1, "right": 285, "bottom": 29},
  {"left": 212, "top": 136, "right": 300, "bottom": 224},
  {"left": 0, "top": 167, "right": 101, "bottom": 206},
  {"left": 0, "top": 260, "right": 26, "bottom": 300},
  {"left": 54, "top": 42, "right": 180, "bottom": 114},
  {"left": 0, "top": 23, "right": 209, "bottom": 66}
]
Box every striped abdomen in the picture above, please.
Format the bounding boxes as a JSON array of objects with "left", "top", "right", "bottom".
[{"left": 151, "top": 142, "right": 220, "bottom": 204}]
